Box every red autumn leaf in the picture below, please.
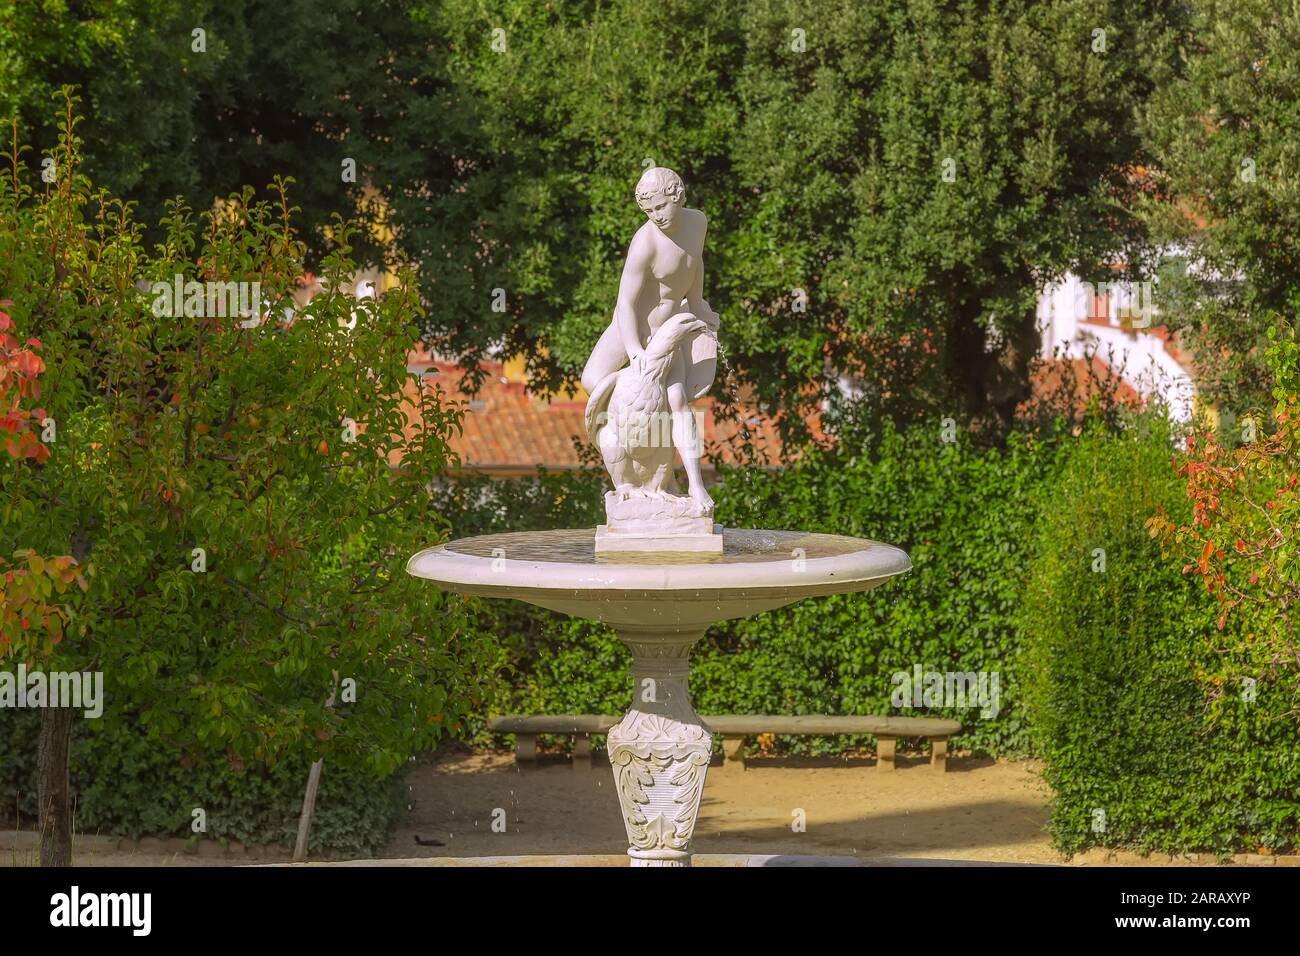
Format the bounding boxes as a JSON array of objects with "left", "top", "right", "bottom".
[
  {"left": 11, "top": 350, "right": 43, "bottom": 376},
  {"left": 1197, "top": 539, "right": 1214, "bottom": 573}
]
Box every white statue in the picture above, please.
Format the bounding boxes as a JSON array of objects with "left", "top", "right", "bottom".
[{"left": 583, "top": 168, "right": 722, "bottom": 552}]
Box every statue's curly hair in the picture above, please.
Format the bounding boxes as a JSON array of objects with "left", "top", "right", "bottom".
[{"left": 634, "top": 166, "right": 685, "bottom": 206}]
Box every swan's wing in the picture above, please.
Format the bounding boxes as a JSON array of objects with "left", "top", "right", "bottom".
[
  {"left": 651, "top": 314, "right": 718, "bottom": 400},
  {"left": 584, "top": 370, "right": 620, "bottom": 447},
  {"left": 686, "top": 328, "right": 717, "bottom": 400}
]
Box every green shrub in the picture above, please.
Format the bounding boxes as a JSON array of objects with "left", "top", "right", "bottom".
[
  {"left": 0, "top": 104, "right": 491, "bottom": 859},
  {"left": 1020, "top": 415, "right": 1300, "bottom": 855},
  {"left": 0, "top": 707, "right": 400, "bottom": 855},
  {"left": 445, "top": 420, "right": 1069, "bottom": 758},
  {"left": 698, "top": 422, "right": 1065, "bottom": 757}
]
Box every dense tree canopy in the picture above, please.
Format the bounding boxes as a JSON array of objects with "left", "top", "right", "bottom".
[
  {"left": 1142, "top": 0, "right": 1300, "bottom": 416},
  {"left": 3, "top": 0, "right": 1187, "bottom": 442}
]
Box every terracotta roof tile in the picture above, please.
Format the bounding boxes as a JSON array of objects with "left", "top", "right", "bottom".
[
  {"left": 1021, "top": 355, "right": 1143, "bottom": 418},
  {"left": 395, "top": 351, "right": 789, "bottom": 474}
]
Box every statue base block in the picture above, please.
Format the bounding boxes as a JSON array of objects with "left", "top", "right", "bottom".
[
  {"left": 596, "top": 491, "right": 723, "bottom": 554},
  {"left": 595, "top": 523, "right": 724, "bottom": 554}
]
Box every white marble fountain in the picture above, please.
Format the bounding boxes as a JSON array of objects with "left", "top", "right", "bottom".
[{"left": 407, "top": 169, "right": 911, "bottom": 866}]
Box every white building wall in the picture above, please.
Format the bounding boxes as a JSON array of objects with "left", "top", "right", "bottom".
[{"left": 1036, "top": 274, "right": 1195, "bottom": 422}]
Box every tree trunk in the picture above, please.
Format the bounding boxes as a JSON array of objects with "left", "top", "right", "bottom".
[
  {"left": 37, "top": 704, "right": 76, "bottom": 867},
  {"left": 293, "top": 758, "right": 325, "bottom": 863},
  {"left": 948, "top": 297, "right": 1038, "bottom": 436},
  {"left": 293, "top": 671, "right": 339, "bottom": 863}
]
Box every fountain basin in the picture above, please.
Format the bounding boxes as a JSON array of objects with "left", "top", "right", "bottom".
[
  {"left": 407, "top": 526, "right": 911, "bottom": 866},
  {"left": 406, "top": 528, "right": 911, "bottom": 627}
]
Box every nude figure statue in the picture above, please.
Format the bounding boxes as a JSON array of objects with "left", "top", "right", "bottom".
[{"left": 581, "top": 167, "right": 720, "bottom": 518}]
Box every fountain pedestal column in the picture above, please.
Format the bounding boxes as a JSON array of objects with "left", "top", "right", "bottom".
[{"left": 606, "top": 624, "right": 713, "bottom": 867}]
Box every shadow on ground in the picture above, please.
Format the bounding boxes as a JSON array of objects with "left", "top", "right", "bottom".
[{"left": 386, "top": 747, "right": 1057, "bottom": 864}]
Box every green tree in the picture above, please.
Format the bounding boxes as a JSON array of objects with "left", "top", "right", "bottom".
[
  {"left": 345, "top": 0, "right": 1180, "bottom": 438},
  {"left": 1142, "top": 0, "right": 1300, "bottom": 413},
  {"left": 0, "top": 0, "right": 220, "bottom": 232},
  {"left": 723, "top": 0, "right": 1178, "bottom": 437},
  {"left": 3, "top": 1, "right": 1182, "bottom": 442},
  {"left": 0, "top": 100, "right": 496, "bottom": 865}
]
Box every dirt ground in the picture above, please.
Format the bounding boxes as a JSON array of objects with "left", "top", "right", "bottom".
[
  {"left": 386, "top": 749, "right": 1059, "bottom": 864},
  {"left": 9, "top": 749, "right": 1290, "bottom": 866}
]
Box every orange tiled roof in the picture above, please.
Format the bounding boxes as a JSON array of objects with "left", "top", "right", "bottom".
[
  {"left": 401, "top": 350, "right": 1146, "bottom": 473},
  {"left": 397, "top": 347, "right": 1152, "bottom": 473},
  {"left": 398, "top": 346, "right": 787, "bottom": 474},
  {"left": 1022, "top": 355, "right": 1143, "bottom": 416}
]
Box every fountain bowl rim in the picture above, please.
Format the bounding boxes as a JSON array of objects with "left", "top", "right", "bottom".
[{"left": 405, "top": 527, "right": 911, "bottom": 597}]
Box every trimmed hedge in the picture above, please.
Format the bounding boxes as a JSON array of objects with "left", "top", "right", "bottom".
[
  {"left": 0, "top": 707, "right": 400, "bottom": 855},
  {"left": 444, "top": 421, "right": 1070, "bottom": 758},
  {"left": 1020, "top": 418, "right": 1300, "bottom": 856},
  {"left": 445, "top": 414, "right": 1299, "bottom": 853},
  {"left": 698, "top": 423, "right": 1063, "bottom": 757}
]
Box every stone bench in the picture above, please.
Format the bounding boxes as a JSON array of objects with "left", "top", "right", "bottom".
[{"left": 485, "top": 714, "right": 961, "bottom": 772}]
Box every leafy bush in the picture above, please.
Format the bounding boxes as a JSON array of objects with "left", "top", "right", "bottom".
[
  {"left": 0, "top": 100, "right": 498, "bottom": 860},
  {"left": 1149, "top": 322, "right": 1299, "bottom": 709},
  {"left": 447, "top": 420, "right": 1070, "bottom": 758},
  {"left": 0, "top": 707, "right": 398, "bottom": 855},
  {"left": 697, "top": 422, "right": 1066, "bottom": 757},
  {"left": 1020, "top": 415, "right": 1300, "bottom": 855}
]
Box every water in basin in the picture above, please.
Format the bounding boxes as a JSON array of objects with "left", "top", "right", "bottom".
[{"left": 441, "top": 528, "right": 886, "bottom": 565}]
